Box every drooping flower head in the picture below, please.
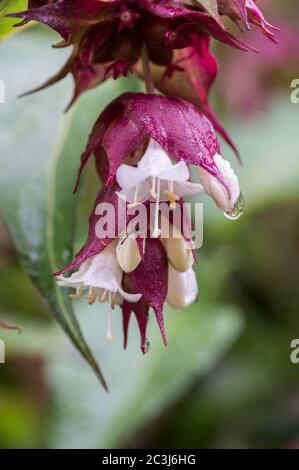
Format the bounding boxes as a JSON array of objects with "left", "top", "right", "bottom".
[
  {"left": 4, "top": 0, "right": 278, "bottom": 361},
  {"left": 74, "top": 92, "right": 240, "bottom": 214},
  {"left": 54, "top": 92, "right": 240, "bottom": 350},
  {"left": 55, "top": 190, "right": 199, "bottom": 351}
]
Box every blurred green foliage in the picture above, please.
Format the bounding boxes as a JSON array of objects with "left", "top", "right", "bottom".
[{"left": 0, "top": 1, "right": 27, "bottom": 40}]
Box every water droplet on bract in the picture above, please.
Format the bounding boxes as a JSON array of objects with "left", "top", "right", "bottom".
[
  {"left": 224, "top": 192, "right": 244, "bottom": 220},
  {"left": 143, "top": 339, "right": 151, "bottom": 354}
]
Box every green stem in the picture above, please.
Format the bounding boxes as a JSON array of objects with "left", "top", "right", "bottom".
[{"left": 141, "top": 44, "right": 154, "bottom": 94}]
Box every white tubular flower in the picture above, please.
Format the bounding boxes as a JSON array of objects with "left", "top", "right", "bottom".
[
  {"left": 166, "top": 265, "right": 198, "bottom": 310},
  {"left": 56, "top": 242, "right": 141, "bottom": 341},
  {"left": 197, "top": 153, "right": 240, "bottom": 213},
  {"left": 116, "top": 139, "right": 202, "bottom": 235},
  {"left": 117, "top": 138, "right": 202, "bottom": 205},
  {"left": 116, "top": 234, "right": 142, "bottom": 274}
]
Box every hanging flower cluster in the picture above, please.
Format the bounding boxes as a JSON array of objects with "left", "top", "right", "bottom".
[{"left": 8, "top": 1, "right": 276, "bottom": 349}]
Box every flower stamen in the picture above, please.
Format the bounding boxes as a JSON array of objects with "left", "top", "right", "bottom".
[
  {"left": 111, "top": 292, "right": 116, "bottom": 310},
  {"left": 128, "top": 183, "right": 140, "bottom": 208},
  {"left": 106, "top": 291, "right": 114, "bottom": 341},
  {"left": 99, "top": 289, "right": 107, "bottom": 303},
  {"left": 164, "top": 190, "right": 180, "bottom": 208},
  {"left": 150, "top": 176, "right": 157, "bottom": 198},
  {"left": 153, "top": 178, "right": 161, "bottom": 238},
  {"left": 69, "top": 286, "right": 83, "bottom": 299}
]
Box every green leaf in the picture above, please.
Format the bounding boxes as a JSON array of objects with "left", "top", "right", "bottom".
[
  {"left": 41, "top": 300, "right": 242, "bottom": 448},
  {"left": 104, "top": 303, "right": 243, "bottom": 446},
  {"left": 0, "top": 1, "right": 28, "bottom": 41},
  {"left": 0, "top": 27, "right": 138, "bottom": 389},
  {"left": 0, "top": 0, "right": 23, "bottom": 15}
]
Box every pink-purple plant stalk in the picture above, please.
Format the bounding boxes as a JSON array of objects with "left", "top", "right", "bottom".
[{"left": 4, "top": 0, "right": 277, "bottom": 352}]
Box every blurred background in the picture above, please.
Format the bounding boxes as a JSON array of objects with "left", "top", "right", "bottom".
[{"left": 0, "top": 0, "right": 299, "bottom": 449}]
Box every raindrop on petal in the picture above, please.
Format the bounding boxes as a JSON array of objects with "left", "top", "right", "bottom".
[{"left": 224, "top": 192, "right": 245, "bottom": 220}]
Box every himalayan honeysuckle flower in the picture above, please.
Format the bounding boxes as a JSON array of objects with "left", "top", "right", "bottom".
[
  {"left": 55, "top": 180, "right": 198, "bottom": 351},
  {"left": 57, "top": 240, "right": 142, "bottom": 341},
  {"left": 57, "top": 206, "right": 197, "bottom": 352},
  {"left": 4, "top": 1, "right": 278, "bottom": 363},
  {"left": 75, "top": 93, "right": 241, "bottom": 215},
  {"left": 116, "top": 138, "right": 203, "bottom": 206},
  {"left": 54, "top": 90, "right": 241, "bottom": 351},
  {"left": 116, "top": 138, "right": 203, "bottom": 235}
]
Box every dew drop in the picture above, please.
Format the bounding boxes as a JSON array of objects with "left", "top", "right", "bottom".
[{"left": 224, "top": 192, "right": 244, "bottom": 220}]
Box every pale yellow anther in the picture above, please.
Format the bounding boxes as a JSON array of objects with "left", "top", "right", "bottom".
[
  {"left": 69, "top": 286, "right": 82, "bottom": 299},
  {"left": 164, "top": 190, "right": 180, "bottom": 208},
  {"left": 99, "top": 289, "right": 107, "bottom": 303}
]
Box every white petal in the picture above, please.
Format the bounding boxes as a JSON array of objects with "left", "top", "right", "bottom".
[
  {"left": 81, "top": 243, "right": 122, "bottom": 291},
  {"left": 57, "top": 276, "right": 82, "bottom": 290},
  {"left": 118, "top": 287, "right": 142, "bottom": 303},
  {"left": 57, "top": 243, "right": 120, "bottom": 291},
  {"left": 57, "top": 241, "right": 142, "bottom": 303},
  {"left": 116, "top": 178, "right": 152, "bottom": 203},
  {"left": 173, "top": 181, "right": 203, "bottom": 198},
  {"left": 117, "top": 139, "right": 202, "bottom": 205},
  {"left": 159, "top": 161, "right": 189, "bottom": 182},
  {"left": 197, "top": 153, "right": 240, "bottom": 212},
  {"left": 166, "top": 265, "right": 198, "bottom": 309},
  {"left": 158, "top": 180, "right": 202, "bottom": 203},
  {"left": 139, "top": 138, "right": 173, "bottom": 175},
  {"left": 56, "top": 258, "right": 92, "bottom": 289},
  {"left": 116, "top": 164, "right": 149, "bottom": 190}
]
